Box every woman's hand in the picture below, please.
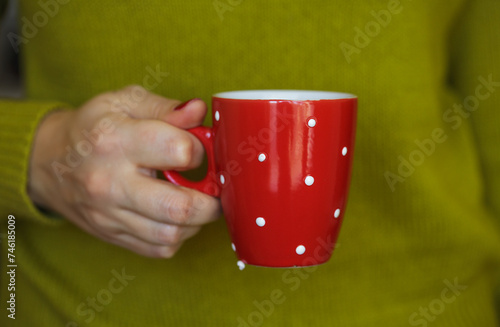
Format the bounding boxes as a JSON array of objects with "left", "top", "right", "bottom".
[{"left": 28, "top": 85, "right": 221, "bottom": 258}]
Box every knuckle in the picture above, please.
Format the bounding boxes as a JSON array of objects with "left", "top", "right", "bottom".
[
  {"left": 150, "top": 100, "right": 170, "bottom": 119},
  {"left": 156, "top": 225, "right": 183, "bottom": 245},
  {"left": 160, "top": 191, "right": 194, "bottom": 224},
  {"left": 192, "top": 193, "right": 220, "bottom": 218},
  {"left": 116, "top": 85, "right": 148, "bottom": 109},
  {"left": 84, "top": 171, "right": 112, "bottom": 200},
  {"left": 123, "top": 84, "right": 145, "bottom": 94},
  {"left": 170, "top": 135, "right": 194, "bottom": 168},
  {"left": 93, "top": 131, "right": 120, "bottom": 156},
  {"left": 88, "top": 213, "right": 116, "bottom": 232}
]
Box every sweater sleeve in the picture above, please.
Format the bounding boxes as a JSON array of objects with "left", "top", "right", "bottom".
[
  {"left": 0, "top": 100, "right": 69, "bottom": 224},
  {"left": 450, "top": 0, "right": 500, "bottom": 219}
]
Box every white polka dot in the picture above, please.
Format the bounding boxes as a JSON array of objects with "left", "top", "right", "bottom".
[
  {"left": 258, "top": 153, "right": 267, "bottom": 162},
  {"left": 307, "top": 118, "right": 317, "bottom": 128},
  {"left": 231, "top": 243, "right": 236, "bottom": 251},
  {"left": 237, "top": 260, "right": 246, "bottom": 270},
  {"left": 304, "top": 175, "right": 314, "bottom": 186},
  {"left": 342, "top": 147, "right": 348, "bottom": 156},
  {"left": 215, "top": 111, "right": 220, "bottom": 121},
  {"left": 220, "top": 174, "right": 225, "bottom": 185},
  {"left": 256, "top": 217, "right": 266, "bottom": 227},
  {"left": 334, "top": 209, "right": 341, "bottom": 218},
  {"left": 296, "top": 245, "right": 306, "bottom": 255}
]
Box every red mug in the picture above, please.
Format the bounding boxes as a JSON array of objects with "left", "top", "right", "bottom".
[{"left": 165, "top": 90, "right": 357, "bottom": 268}]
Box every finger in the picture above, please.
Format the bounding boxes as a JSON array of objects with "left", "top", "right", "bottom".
[
  {"left": 164, "top": 98, "right": 208, "bottom": 129},
  {"left": 57, "top": 189, "right": 187, "bottom": 259},
  {"left": 69, "top": 208, "right": 183, "bottom": 258},
  {"left": 119, "top": 118, "right": 204, "bottom": 170},
  {"left": 111, "top": 85, "right": 179, "bottom": 119},
  {"left": 112, "top": 85, "right": 207, "bottom": 129},
  {"left": 120, "top": 174, "right": 221, "bottom": 226},
  {"left": 106, "top": 232, "right": 182, "bottom": 258},
  {"left": 109, "top": 208, "right": 202, "bottom": 246},
  {"left": 76, "top": 204, "right": 202, "bottom": 247}
]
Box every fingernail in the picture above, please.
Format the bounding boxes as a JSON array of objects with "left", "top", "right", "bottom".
[{"left": 174, "top": 98, "right": 201, "bottom": 111}]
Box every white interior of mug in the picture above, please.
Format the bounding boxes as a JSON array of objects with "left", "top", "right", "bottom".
[{"left": 213, "top": 90, "right": 356, "bottom": 100}]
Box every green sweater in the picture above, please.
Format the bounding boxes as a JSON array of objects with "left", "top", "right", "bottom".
[{"left": 1, "top": 0, "right": 500, "bottom": 326}]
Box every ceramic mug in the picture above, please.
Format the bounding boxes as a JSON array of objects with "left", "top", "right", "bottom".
[{"left": 164, "top": 90, "right": 357, "bottom": 268}]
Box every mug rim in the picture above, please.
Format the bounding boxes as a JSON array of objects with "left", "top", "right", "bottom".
[{"left": 213, "top": 89, "right": 357, "bottom": 101}]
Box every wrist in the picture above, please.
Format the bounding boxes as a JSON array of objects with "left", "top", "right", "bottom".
[{"left": 28, "top": 109, "right": 74, "bottom": 210}]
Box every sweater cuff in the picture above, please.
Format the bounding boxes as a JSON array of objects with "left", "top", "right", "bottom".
[{"left": 0, "top": 100, "right": 70, "bottom": 224}]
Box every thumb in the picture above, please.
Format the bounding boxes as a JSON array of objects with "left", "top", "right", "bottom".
[
  {"left": 164, "top": 98, "right": 208, "bottom": 129},
  {"left": 112, "top": 85, "right": 207, "bottom": 129}
]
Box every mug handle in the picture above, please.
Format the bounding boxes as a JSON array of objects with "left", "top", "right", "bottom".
[{"left": 163, "top": 126, "right": 220, "bottom": 197}]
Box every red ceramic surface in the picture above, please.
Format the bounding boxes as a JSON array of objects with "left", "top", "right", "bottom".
[{"left": 165, "top": 90, "right": 357, "bottom": 268}]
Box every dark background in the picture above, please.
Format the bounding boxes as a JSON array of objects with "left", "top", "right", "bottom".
[{"left": 0, "top": 0, "right": 22, "bottom": 98}]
